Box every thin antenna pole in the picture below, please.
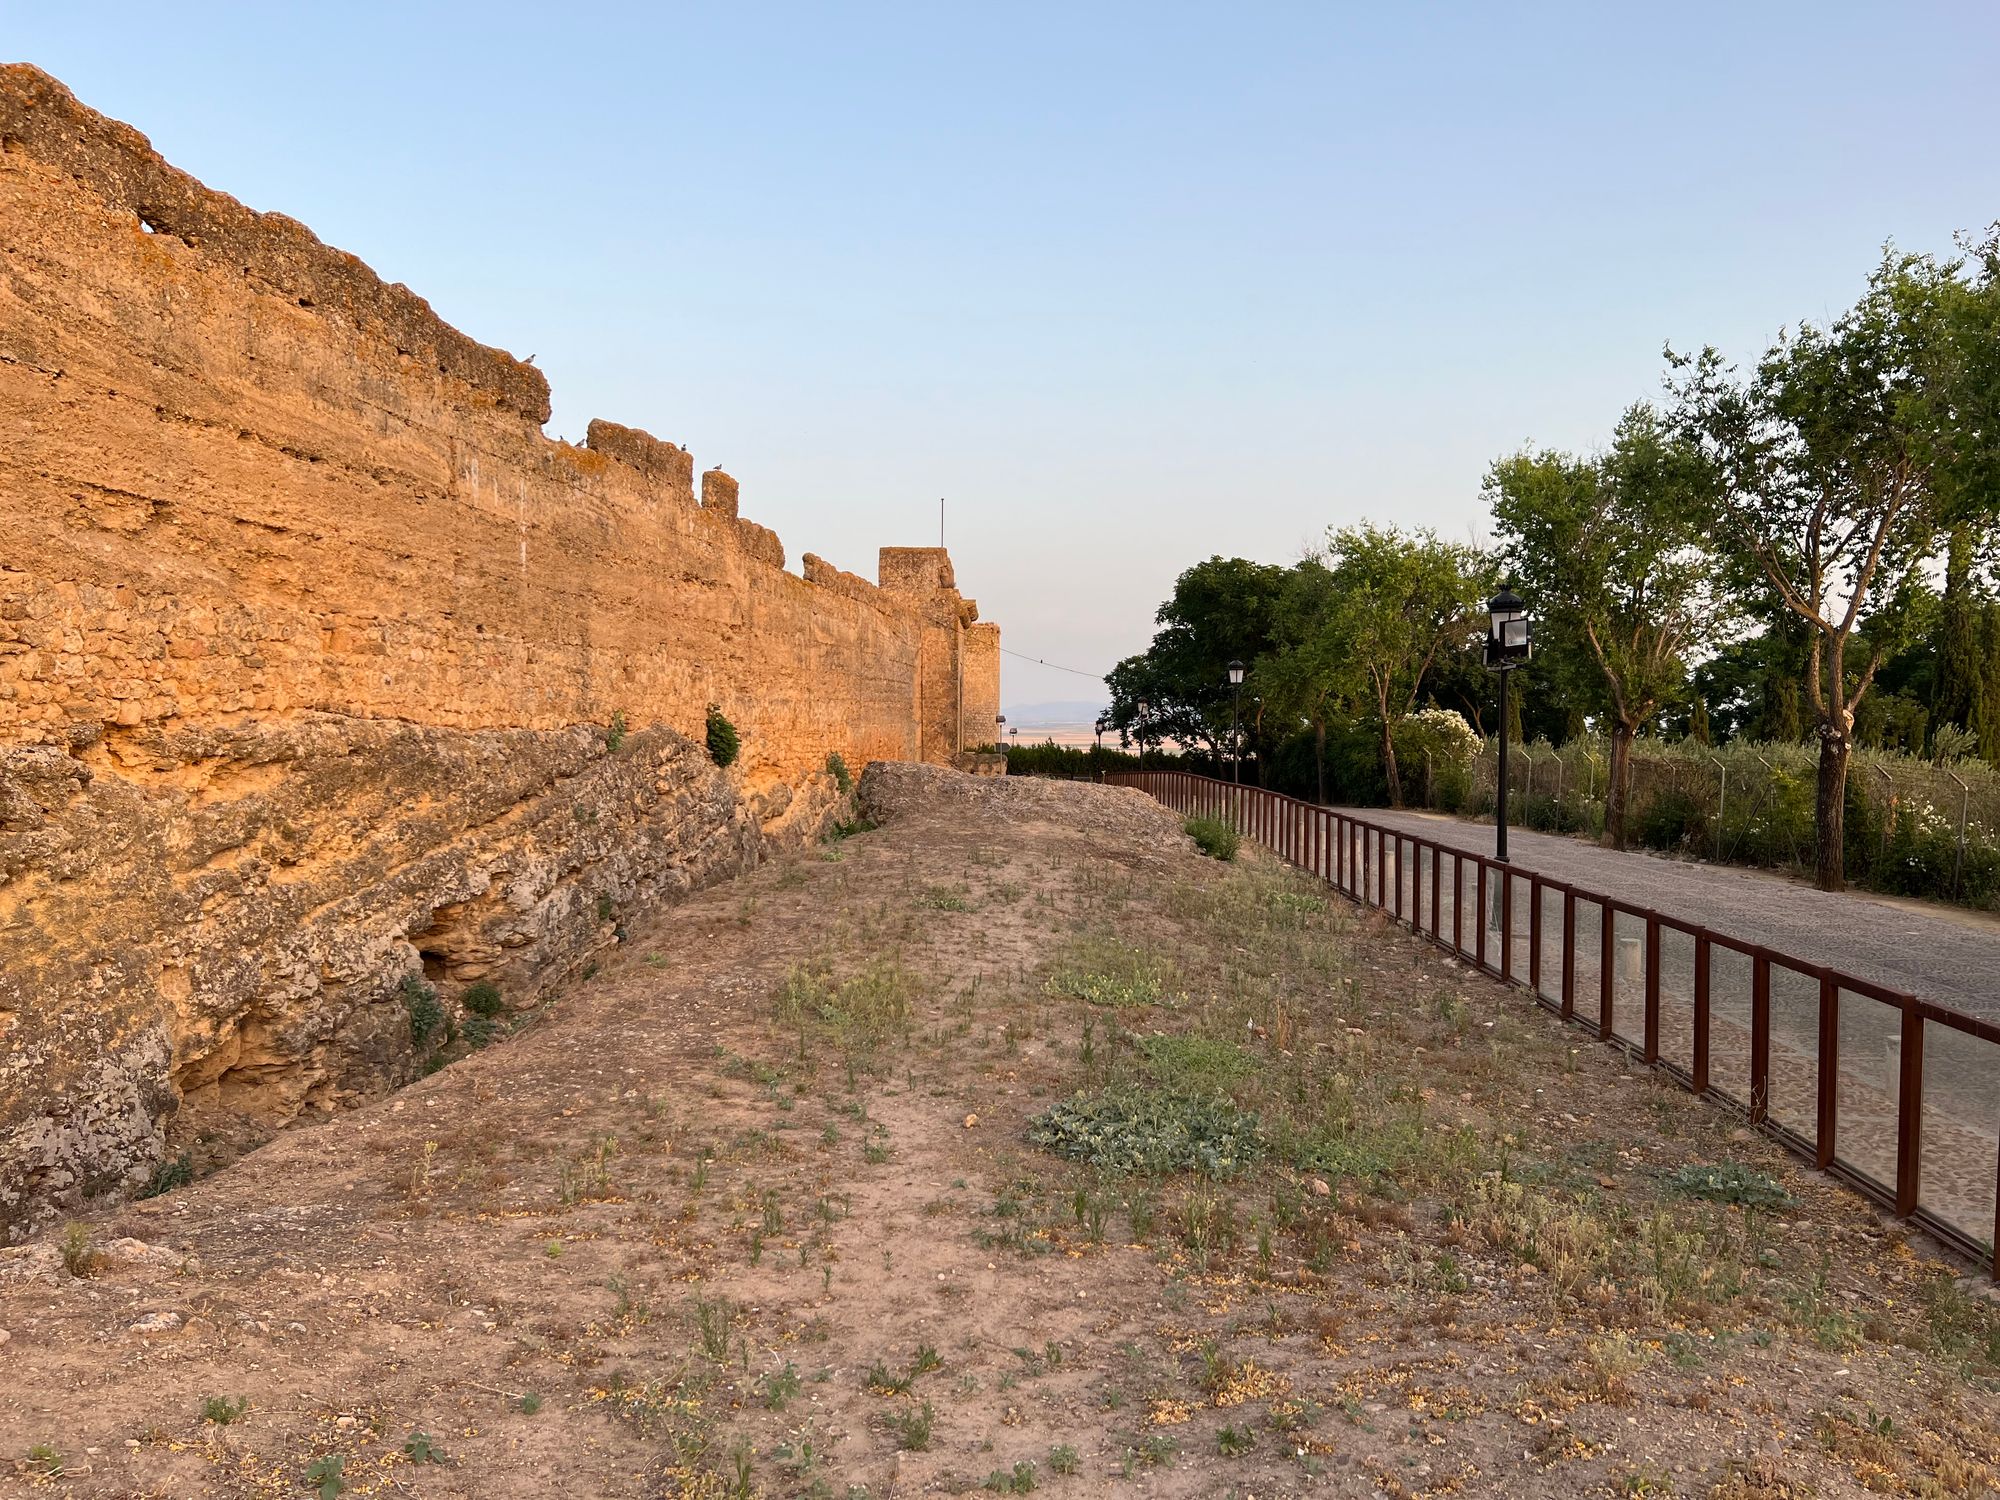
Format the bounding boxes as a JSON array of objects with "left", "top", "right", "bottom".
[{"left": 939, "top": 497, "right": 945, "bottom": 548}]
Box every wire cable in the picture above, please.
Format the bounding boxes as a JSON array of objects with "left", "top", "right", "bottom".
[{"left": 999, "top": 646, "right": 1106, "bottom": 681}]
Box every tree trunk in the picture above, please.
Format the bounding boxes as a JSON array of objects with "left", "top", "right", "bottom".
[
  {"left": 1380, "top": 716, "right": 1403, "bottom": 808},
  {"left": 1605, "top": 721, "right": 1635, "bottom": 850},
  {"left": 1314, "top": 718, "right": 1326, "bottom": 806},
  {"left": 1815, "top": 720, "right": 1852, "bottom": 891}
]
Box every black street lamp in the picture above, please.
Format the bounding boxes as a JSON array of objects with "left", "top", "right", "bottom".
[
  {"left": 1482, "top": 586, "right": 1534, "bottom": 862},
  {"left": 995, "top": 713, "right": 1006, "bottom": 749},
  {"left": 1226, "top": 660, "right": 1246, "bottom": 783}
]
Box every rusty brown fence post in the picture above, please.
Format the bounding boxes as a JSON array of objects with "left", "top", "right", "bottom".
[
  {"left": 1599, "top": 904, "right": 1615, "bottom": 1040},
  {"left": 1693, "top": 934, "right": 1711, "bottom": 1094},
  {"left": 1561, "top": 892, "right": 1576, "bottom": 1020},
  {"left": 1896, "top": 1004, "right": 1923, "bottom": 1216},
  {"left": 1815, "top": 972, "right": 1838, "bottom": 1170},
  {"left": 1750, "top": 955, "right": 1771, "bottom": 1124},
  {"left": 1643, "top": 916, "right": 1661, "bottom": 1065},
  {"left": 1474, "top": 862, "right": 1489, "bottom": 970},
  {"left": 1528, "top": 876, "right": 1542, "bottom": 993}
]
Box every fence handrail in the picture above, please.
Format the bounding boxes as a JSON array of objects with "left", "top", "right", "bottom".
[{"left": 1110, "top": 768, "right": 1999, "bottom": 1276}]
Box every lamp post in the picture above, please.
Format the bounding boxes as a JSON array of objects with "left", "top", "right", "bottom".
[
  {"left": 1483, "top": 586, "right": 1534, "bottom": 862},
  {"left": 1226, "top": 660, "right": 1246, "bottom": 783},
  {"left": 1136, "top": 699, "right": 1151, "bottom": 771},
  {"left": 995, "top": 713, "right": 1006, "bottom": 749}
]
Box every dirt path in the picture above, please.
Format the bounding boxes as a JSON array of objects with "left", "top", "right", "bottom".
[{"left": 2, "top": 768, "right": 1996, "bottom": 1499}]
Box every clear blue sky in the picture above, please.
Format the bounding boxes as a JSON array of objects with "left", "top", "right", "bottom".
[{"left": 9, "top": 3, "right": 1997, "bottom": 715}]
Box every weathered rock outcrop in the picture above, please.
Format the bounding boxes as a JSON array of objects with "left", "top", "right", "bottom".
[{"left": 0, "top": 66, "right": 1002, "bottom": 1237}]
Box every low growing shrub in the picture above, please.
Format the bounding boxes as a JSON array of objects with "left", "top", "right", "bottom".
[
  {"left": 706, "top": 705, "right": 740, "bottom": 768},
  {"left": 461, "top": 980, "right": 504, "bottom": 1017},
  {"left": 1044, "top": 936, "right": 1176, "bottom": 1008},
  {"left": 137, "top": 1151, "right": 194, "bottom": 1200},
  {"left": 1183, "top": 815, "right": 1240, "bottom": 861},
  {"left": 826, "top": 750, "right": 853, "bottom": 795},
  {"left": 1138, "top": 1033, "right": 1254, "bottom": 1093},
  {"left": 1028, "top": 1086, "right": 1263, "bottom": 1176},
  {"left": 402, "top": 975, "right": 444, "bottom": 1047},
  {"left": 1665, "top": 1161, "right": 1791, "bottom": 1209}
]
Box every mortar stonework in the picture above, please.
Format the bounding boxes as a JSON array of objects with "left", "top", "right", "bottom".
[{"left": 0, "top": 66, "right": 998, "bottom": 1237}]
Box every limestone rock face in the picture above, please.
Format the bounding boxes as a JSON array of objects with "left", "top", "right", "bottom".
[
  {"left": 0, "top": 67, "right": 1001, "bottom": 1238},
  {"left": 0, "top": 715, "right": 782, "bottom": 1233}
]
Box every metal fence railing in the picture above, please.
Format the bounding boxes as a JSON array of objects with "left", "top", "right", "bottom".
[{"left": 1113, "top": 769, "right": 2000, "bottom": 1275}]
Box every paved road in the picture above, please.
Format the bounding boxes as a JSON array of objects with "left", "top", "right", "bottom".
[{"left": 1334, "top": 807, "right": 2000, "bottom": 1022}]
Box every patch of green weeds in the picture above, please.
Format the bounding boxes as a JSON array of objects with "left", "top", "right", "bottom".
[
  {"left": 1183, "top": 814, "right": 1241, "bottom": 861},
  {"left": 402, "top": 975, "right": 444, "bottom": 1046},
  {"left": 200, "top": 1395, "right": 248, "bottom": 1425},
  {"left": 138, "top": 1151, "right": 194, "bottom": 1199},
  {"left": 58, "top": 1222, "right": 98, "bottom": 1277},
  {"left": 304, "top": 1454, "right": 347, "bottom": 1499},
  {"left": 1138, "top": 1033, "right": 1254, "bottom": 1093},
  {"left": 760, "top": 1362, "right": 803, "bottom": 1411},
  {"left": 1665, "top": 1162, "right": 1791, "bottom": 1209},
  {"left": 1028, "top": 1087, "right": 1263, "bottom": 1176},
  {"left": 462, "top": 980, "right": 504, "bottom": 1017},
  {"left": 983, "top": 1461, "right": 1038, "bottom": 1493},
  {"left": 1044, "top": 935, "right": 1177, "bottom": 1009},
  {"left": 403, "top": 1431, "right": 444, "bottom": 1464},
  {"left": 890, "top": 1401, "right": 935, "bottom": 1451}
]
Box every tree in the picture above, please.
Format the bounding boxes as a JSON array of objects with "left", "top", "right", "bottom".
[
  {"left": 1257, "top": 559, "right": 1357, "bottom": 803},
  {"left": 1669, "top": 242, "right": 2000, "bottom": 890},
  {"left": 1300, "top": 525, "right": 1487, "bottom": 807},
  {"left": 1487, "top": 404, "right": 1735, "bottom": 847},
  {"left": 1107, "top": 556, "right": 1289, "bottom": 768},
  {"left": 1932, "top": 526, "right": 1985, "bottom": 740}
]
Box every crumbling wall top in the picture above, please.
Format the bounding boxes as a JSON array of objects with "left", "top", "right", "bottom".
[
  {"left": 584, "top": 418, "right": 696, "bottom": 504},
  {"left": 878, "top": 547, "right": 956, "bottom": 594},
  {"left": 0, "top": 63, "right": 551, "bottom": 425}
]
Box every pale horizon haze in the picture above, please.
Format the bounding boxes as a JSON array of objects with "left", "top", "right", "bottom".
[{"left": 8, "top": 2, "right": 1997, "bottom": 711}]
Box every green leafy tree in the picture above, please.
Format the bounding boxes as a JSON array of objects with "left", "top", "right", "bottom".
[
  {"left": 1303, "top": 525, "right": 1487, "bottom": 807},
  {"left": 1487, "top": 404, "right": 1735, "bottom": 847},
  {"left": 1670, "top": 242, "right": 2000, "bottom": 890},
  {"left": 1107, "top": 556, "right": 1289, "bottom": 767},
  {"left": 1932, "top": 526, "right": 1985, "bottom": 741},
  {"left": 1256, "top": 559, "right": 1347, "bottom": 801}
]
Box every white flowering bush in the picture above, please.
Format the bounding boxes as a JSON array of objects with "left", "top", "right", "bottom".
[
  {"left": 1395, "top": 707, "right": 1482, "bottom": 809},
  {"left": 1395, "top": 707, "right": 1481, "bottom": 769}
]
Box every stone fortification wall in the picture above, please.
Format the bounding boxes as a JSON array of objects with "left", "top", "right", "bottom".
[{"left": 0, "top": 66, "right": 998, "bottom": 1236}]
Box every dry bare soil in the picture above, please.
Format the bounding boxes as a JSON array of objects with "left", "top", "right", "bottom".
[{"left": 3, "top": 766, "right": 1998, "bottom": 1499}]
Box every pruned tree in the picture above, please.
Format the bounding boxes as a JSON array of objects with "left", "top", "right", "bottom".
[
  {"left": 1668, "top": 240, "right": 2000, "bottom": 889},
  {"left": 1487, "top": 404, "right": 1734, "bottom": 847}
]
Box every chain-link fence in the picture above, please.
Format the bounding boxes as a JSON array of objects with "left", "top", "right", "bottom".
[{"left": 1426, "top": 738, "right": 2000, "bottom": 909}]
